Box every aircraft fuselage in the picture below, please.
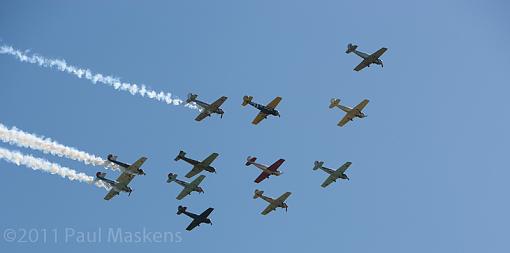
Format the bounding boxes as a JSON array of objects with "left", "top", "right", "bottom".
[
  {"left": 353, "top": 49, "right": 383, "bottom": 66},
  {"left": 249, "top": 162, "right": 281, "bottom": 176},
  {"left": 248, "top": 102, "right": 280, "bottom": 117},
  {"left": 194, "top": 99, "right": 224, "bottom": 115}
]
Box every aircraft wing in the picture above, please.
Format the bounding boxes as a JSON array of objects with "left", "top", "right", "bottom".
[
  {"left": 255, "top": 159, "right": 285, "bottom": 183},
  {"left": 185, "top": 167, "right": 203, "bottom": 178},
  {"left": 353, "top": 99, "right": 369, "bottom": 112},
  {"left": 337, "top": 162, "right": 352, "bottom": 174},
  {"left": 209, "top": 96, "right": 228, "bottom": 111},
  {"left": 201, "top": 153, "right": 219, "bottom": 167},
  {"left": 369, "top": 47, "right": 387, "bottom": 60},
  {"left": 186, "top": 220, "right": 201, "bottom": 231},
  {"left": 354, "top": 60, "right": 369, "bottom": 72},
  {"left": 321, "top": 174, "right": 338, "bottom": 188},
  {"left": 199, "top": 207, "right": 214, "bottom": 219},
  {"left": 261, "top": 202, "right": 277, "bottom": 215},
  {"left": 127, "top": 157, "right": 147, "bottom": 172},
  {"left": 252, "top": 112, "right": 267, "bottom": 125},
  {"left": 104, "top": 189, "right": 120, "bottom": 200},
  {"left": 176, "top": 175, "right": 206, "bottom": 200},
  {"left": 265, "top": 96, "right": 282, "bottom": 109},
  {"left": 337, "top": 113, "right": 354, "bottom": 127},
  {"left": 194, "top": 111, "right": 210, "bottom": 122},
  {"left": 261, "top": 192, "right": 291, "bottom": 215}
]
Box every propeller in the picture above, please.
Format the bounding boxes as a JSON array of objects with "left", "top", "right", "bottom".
[{"left": 220, "top": 112, "right": 223, "bottom": 119}]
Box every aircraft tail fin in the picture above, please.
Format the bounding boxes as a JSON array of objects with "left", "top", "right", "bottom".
[
  {"left": 329, "top": 98, "right": 340, "bottom": 109},
  {"left": 346, "top": 43, "right": 358, "bottom": 54},
  {"left": 107, "top": 154, "right": 117, "bottom": 162},
  {"left": 95, "top": 172, "right": 106, "bottom": 179},
  {"left": 242, "top": 96, "right": 253, "bottom": 106},
  {"left": 167, "top": 173, "right": 177, "bottom": 183},
  {"left": 174, "top": 151, "right": 186, "bottom": 161},
  {"left": 186, "top": 93, "right": 198, "bottom": 104},
  {"left": 313, "top": 161, "right": 324, "bottom": 170},
  {"left": 253, "top": 189, "right": 264, "bottom": 199},
  {"left": 177, "top": 205, "right": 187, "bottom": 215},
  {"left": 245, "top": 156, "right": 257, "bottom": 166}
]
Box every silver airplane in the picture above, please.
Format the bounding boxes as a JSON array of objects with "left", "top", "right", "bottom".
[
  {"left": 186, "top": 93, "right": 227, "bottom": 121},
  {"left": 95, "top": 172, "right": 135, "bottom": 200},
  {"left": 313, "top": 161, "right": 352, "bottom": 188},
  {"left": 167, "top": 173, "right": 205, "bottom": 200},
  {"left": 346, "top": 43, "right": 387, "bottom": 71},
  {"left": 253, "top": 189, "right": 291, "bottom": 215},
  {"left": 329, "top": 98, "right": 369, "bottom": 127}
]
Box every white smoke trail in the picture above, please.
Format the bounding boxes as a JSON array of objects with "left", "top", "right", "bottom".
[
  {"left": 0, "top": 147, "right": 109, "bottom": 190},
  {"left": 0, "top": 44, "right": 198, "bottom": 110},
  {"left": 0, "top": 123, "right": 119, "bottom": 171}
]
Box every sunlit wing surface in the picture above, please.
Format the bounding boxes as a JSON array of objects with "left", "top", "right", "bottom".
[
  {"left": 209, "top": 96, "right": 228, "bottom": 110},
  {"left": 104, "top": 189, "right": 119, "bottom": 200},
  {"left": 261, "top": 192, "right": 291, "bottom": 215},
  {"left": 337, "top": 162, "right": 352, "bottom": 174},
  {"left": 370, "top": 47, "right": 387, "bottom": 60},
  {"left": 252, "top": 112, "right": 267, "bottom": 125},
  {"left": 184, "top": 153, "right": 218, "bottom": 178},
  {"left": 194, "top": 111, "right": 210, "bottom": 122},
  {"left": 128, "top": 157, "right": 147, "bottom": 172},
  {"left": 353, "top": 99, "right": 369, "bottom": 112},
  {"left": 261, "top": 202, "right": 277, "bottom": 215},
  {"left": 338, "top": 114, "right": 354, "bottom": 127},
  {"left": 201, "top": 153, "right": 219, "bottom": 167},
  {"left": 103, "top": 172, "right": 135, "bottom": 200},
  {"left": 265, "top": 96, "right": 282, "bottom": 109},
  {"left": 176, "top": 175, "right": 205, "bottom": 200},
  {"left": 254, "top": 159, "right": 285, "bottom": 183},
  {"left": 321, "top": 174, "right": 337, "bottom": 188}
]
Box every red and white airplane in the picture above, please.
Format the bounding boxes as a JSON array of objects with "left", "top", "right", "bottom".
[{"left": 245, "top": 156, "right": 285, "bottom": 183}]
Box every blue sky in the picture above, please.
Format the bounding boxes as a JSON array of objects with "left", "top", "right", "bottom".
[{"left": 1, "top": 0, "right": 510, "bottom": 252}]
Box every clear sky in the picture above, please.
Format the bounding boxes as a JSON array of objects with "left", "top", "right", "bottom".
[{"left": 1, "top": 0, "right": 510, "bottom": 252}]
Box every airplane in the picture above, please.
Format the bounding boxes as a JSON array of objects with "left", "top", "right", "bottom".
[
  {"left": 313, "top": 161, "right": 352, "bottom": 188},
  {"left": 253, "top": 189, "right": 291, "bottom": 215},
  {"left": 346, "top": 43, "right": 387, "bottom": 71},
  {"left": 167, "top": 173, "right": 205, "bottom": 200},
  {"left": 95, "top": 171, "right": 137, "bottom": 200},
  {"left": 329, "top": 98, "right": 369, "bottom": 127},
  {"left": 177, "top": 206, "right": 214, "bottom": 231},
  {"left": 245, "top": 156, "right": 285, "bottom": 183},
  {"left": 186, "top": 93, "right": 228, "bottom": 121},
  {"left": 107, "top": 154, "right": 147, "bottom": 176},
  {"left": 174, "top": 150, "right": 219, "bottom": 178},
  {"left": 241, "top": 96, "right": 282, "bottom": 125}
]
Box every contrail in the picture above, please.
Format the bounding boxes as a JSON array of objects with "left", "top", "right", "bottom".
[
  {"left": 0, "top": 44, "right": 198, "bottom": 110},
  {"left": 0, "top": 147, "right": 109, "bottom": 189},
  {"left": 0, "top": 123, "right": 119, "bottom": 171}
]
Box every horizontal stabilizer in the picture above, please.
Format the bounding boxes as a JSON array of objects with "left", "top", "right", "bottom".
[
  {"left": 177, "top": 205, "right": 187, "bottom": 215},
  {"left": 242, "top": 96, "right": 253, "bottom": 106},
  {"left": 246, "top": 156, "right": 257, "bottom": 166},
  {"left": 313, "top": 161, "right": 324, "bottom": 170},
  {"left": 167, "top": 173, "right": 177, "bottom": 183},
  {"left": 346, "top": 43, "right": 358, "bottom": 54},
  {"left": 186, "top": 93, "right": 198, "bottom": 103},
  {"left": 329, "top": 98, "right": 340, "bottom": 109},
  {"left": 253, "top": 189, "right": 264, "bottom": 199},
  {"left": 174, "top": 151, "right": 186, "bottom": 161}
]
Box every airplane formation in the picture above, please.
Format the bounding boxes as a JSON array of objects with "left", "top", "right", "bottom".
[
  {"left": 88, "top": 43, "right": 387, "bottom": 231},
  {"left": 0, "top": 42, "right": 386, "bottom": 231}
]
